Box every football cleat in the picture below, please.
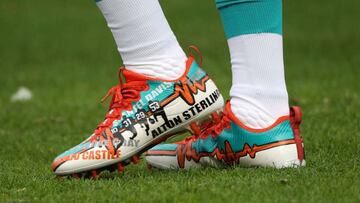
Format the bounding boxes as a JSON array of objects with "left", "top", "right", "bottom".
[
  {"left": 145, "top": 101, "right": 305, "bottom": 169},
  {"left": 51, "top": 48, "right": 224, "bottom": 178}
]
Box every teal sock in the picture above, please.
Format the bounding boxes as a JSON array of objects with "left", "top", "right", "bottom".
[{"left": 216, "top": 0, "right": 282, "bottom": 39}]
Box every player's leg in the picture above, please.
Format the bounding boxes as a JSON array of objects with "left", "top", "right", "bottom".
[
  {"left": 51, "top": 0, "right": 224, "bottom": 178},
  {"left": 146, "top": 0, "right": 305, "bottom": 169},
  {"left": 97, "top": 0, "right": 186, "bottom": 80},
  {"left": 218, "top": 0, "right": 288, "bottom": 128}
]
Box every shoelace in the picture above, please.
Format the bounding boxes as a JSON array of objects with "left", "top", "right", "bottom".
[
  {"left": 181, "top": 112, "right": 231, "bottom": 144},
  {"left": 203, "top": 113, "right": 231, "bottom": 139},
  {"left": 89, "top": 68, "right": 148, "bottom": 152}
]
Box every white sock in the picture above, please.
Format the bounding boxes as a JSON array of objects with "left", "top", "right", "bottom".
[
  {"left": 229, "top": 33, "right": 290, "bottom": 129},
  {"left": 96, "top": 0, "right": 186, "bottom": 80}
]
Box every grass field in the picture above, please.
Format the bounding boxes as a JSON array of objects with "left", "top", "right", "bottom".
[{"left": 1, "top": 0, "right": 360, "bottom": 202}]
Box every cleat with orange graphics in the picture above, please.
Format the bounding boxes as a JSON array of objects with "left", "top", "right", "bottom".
[
  {"left": 51, "top": 48, "right": 224, "bottom": 178},
  {"left": 145, "top": 101, "right": 305, "bottom": 169}
]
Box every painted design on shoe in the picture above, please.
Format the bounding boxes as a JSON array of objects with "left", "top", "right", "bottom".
[
  {"left": 146, "top": 102, "right": 305, "bottom": 169},
  {"left": 51, "top": 53, "right": 225, "bottom": 177}
]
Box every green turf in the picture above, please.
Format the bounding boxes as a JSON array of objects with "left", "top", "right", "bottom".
[{"left": 1, "top": 0, "right": 359, "bottom": 202}]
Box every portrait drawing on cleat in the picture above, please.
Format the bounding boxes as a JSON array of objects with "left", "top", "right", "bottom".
[
  {"left": 110, "top": 127, "right": 125, "bottom": 150},
  {"left": 136, "top": 109, "right": 152, "bottom": 136},
  {"left": 101, "top": 127, "right": 124, "bottom": 151},
  {"left": 149, "top": 100, "right": 169, "bottom": 124},
  {"left": 121, "top": 115, "right": 138, "bottom": 139}
]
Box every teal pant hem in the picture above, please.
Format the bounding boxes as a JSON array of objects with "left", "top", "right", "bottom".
[{"left": 217, "top": 0, "right": 282, "bottom": 39}]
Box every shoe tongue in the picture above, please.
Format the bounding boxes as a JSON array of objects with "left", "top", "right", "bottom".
[{"left": 122, "top": 69, "right": 155, "bottom": 82}]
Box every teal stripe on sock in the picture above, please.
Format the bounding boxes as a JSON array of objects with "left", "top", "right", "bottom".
[{"left": 216, "top": 0, "right": 282, "bottom": 39}]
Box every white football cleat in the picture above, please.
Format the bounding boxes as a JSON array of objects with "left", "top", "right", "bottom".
[{"left": 51, "top": 48, "right": 224, "bottom": 178}]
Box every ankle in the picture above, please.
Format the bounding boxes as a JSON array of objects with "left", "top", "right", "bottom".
[
  {"left": 229, "top": 97, "right": 289, "bottom": 129},
  {"left": 124, "top": 49, "right": 187, "bottom": 80}
]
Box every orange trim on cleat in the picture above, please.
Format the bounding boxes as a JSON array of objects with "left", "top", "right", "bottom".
[{"left": 290, "top": 106, "right": 305, "bottom": 162}]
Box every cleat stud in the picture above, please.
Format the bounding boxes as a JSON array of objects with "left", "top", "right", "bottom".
[
  {"left": 91, "top": 170, "right": 99, "bottom": 180},
  {"left": 117, "top": 163, "right": 125, "bottom": 172},
  {"left": 131, "top": 155, "right": 140, "bottom": 164}
]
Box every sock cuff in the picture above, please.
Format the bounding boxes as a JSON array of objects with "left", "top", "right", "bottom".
[{"left": 216, "top": 0, "right": 282, "bottom": 39}]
